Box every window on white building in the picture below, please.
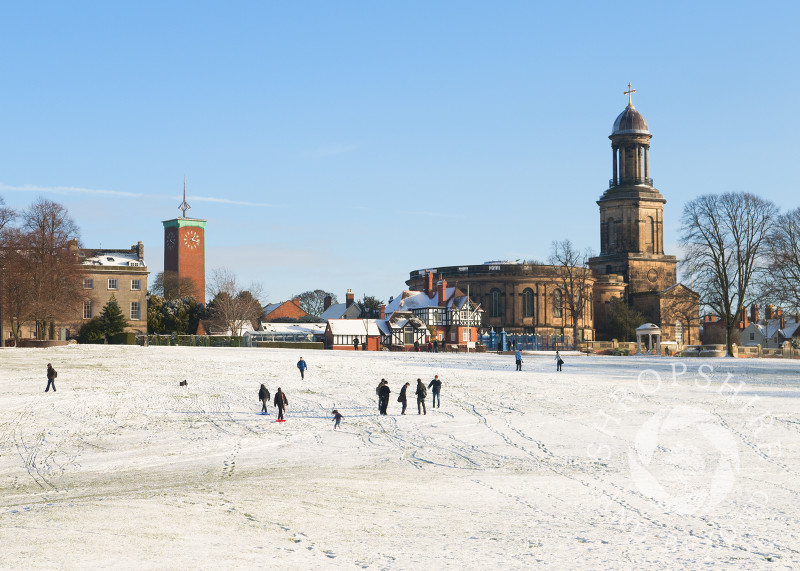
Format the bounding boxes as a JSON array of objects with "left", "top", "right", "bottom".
[
  {"left": 131, "top": 279, "right": 141, "bottom": 291},
  {"left": 108, "top": 279, "right": 118, "bottom": 290}
]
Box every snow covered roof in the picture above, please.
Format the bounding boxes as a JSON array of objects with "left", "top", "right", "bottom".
[
  {"left": 258, "top": 322, "right": 326, "bottom": 335},
  {"left": 326, "top": 319, "right": 381, "bottom": 336},
  {"left": 385, "top": 287, "right": 461, "bottom": 313},
  {"left": 320, "top": 303, "right": 361, "bottom": 320},
  {"left": 82, "top": 252, "right": 146, "bottom": 268}
]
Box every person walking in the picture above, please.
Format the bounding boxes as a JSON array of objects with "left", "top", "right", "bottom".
[
  {"left": 555, "top": 350, "right": 563, "bottom": 372},
  {"left": 274, "top": 387, "right": 288, "bottom": 420},
  {"left": 297, "top": 357, "right": 308, "bottom": 380},
  {"left": 45, "top": 363, "right": 57, "bottom": 392},
  {"left": 428, "top": 375, "right": 442, "bottom": 408},
  {"left": 258, "top": 384, "right": 270, "bottom": 414},
  {"left": 398, "top": 381, "right": 410, "bottom": 415},
  {"left": 415, "top": 378, "right": 427, "bottom": 415},
  {"left": 332, "top": 409, "right": 343, "bottom": 430},
  {"left": 515, "top": 349, "right": 522, "bottom": 371},
  {"left": 353, "top": 337, "right": 359, "bottom": 351},
  {"left": 379, "top": 381, "right": 391, "bottom": 415}
]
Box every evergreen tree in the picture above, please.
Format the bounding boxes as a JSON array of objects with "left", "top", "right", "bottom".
[
  {"left": 99, "top": 295, "right": 128, "bottom": 339},
  {"left": 608, "top": 297, "right": 645, "bottom": 342}
]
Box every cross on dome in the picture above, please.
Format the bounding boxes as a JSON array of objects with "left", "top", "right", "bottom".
[{"left": 624, "top": 82, "right": 636, "bottom": 107}]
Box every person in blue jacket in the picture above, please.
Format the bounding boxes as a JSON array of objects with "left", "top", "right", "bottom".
[
  {"left": 515, "top": 349, "right": 522, "bottom": 371},
  {"left": 297, "top": 357, "right": 308, "bottom": 379}
]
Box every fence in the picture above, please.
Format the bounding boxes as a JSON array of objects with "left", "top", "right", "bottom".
[
  {"left": 138, "top": 335, "right": 243, "bottom": 347},
  {"left": 478, "top": 333, "right": 572, "bottom": 352}
]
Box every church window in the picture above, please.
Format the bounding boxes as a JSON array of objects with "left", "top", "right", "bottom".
[
  {"left": 552, "top": 289, "right": 563, "bottom": 318},
  {"left": 675, "top": 320, "right": 684, "bottom": 346},
  {"left": 646, "top": 216, "right": 655, "bottom": 253},
  {"left": 522, "top": 289, "right": 534, "bottom": 318},
  {"left": 490, "top": 289, "right": 502, "bottom": 318}
]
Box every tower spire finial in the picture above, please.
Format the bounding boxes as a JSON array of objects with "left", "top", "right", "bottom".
[
  {"left": 624, "top": 82, "right": 636, "bottom": 107},
  {"left": 178, "top": 176, "right": 191, "bottom": 218}
]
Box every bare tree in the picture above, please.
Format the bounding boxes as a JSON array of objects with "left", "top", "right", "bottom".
[
  {"left": 680, "top": 192, "right": 777, "bottom": 356},
  {"left": 293, "top": 289, "right": 337, "bottom": 317},
  {"left": 548, "top": 240, "right": 594, "bottom": 346},
  {"left": 0, "top": 196, "right": 17, "bottom": 345},
  {"left": 762, "top": 207, "right": 800, "bottom": 313},
  {"left": 206, "top": 268, "right": 264, "bottom": 335},
  {"left": 150, "top": 271, "right": 201, "bottom": 300},
  {"left": 20, "top": 198, "right": 84, "bottom": 339}
]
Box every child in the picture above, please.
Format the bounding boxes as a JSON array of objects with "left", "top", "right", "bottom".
[{"left": 332, "top": 409, "right": 343, "bottom": 430}]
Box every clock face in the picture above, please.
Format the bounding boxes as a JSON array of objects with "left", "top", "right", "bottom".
[
  {"left": 183, "top": 230, "right": 201, "bottom": 250},
  {"left": 166, "top": 231, "right": 177, "bottom": 251}
]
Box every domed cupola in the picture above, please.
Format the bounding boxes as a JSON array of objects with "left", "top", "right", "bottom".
[
  {"left": 611, "top": 105, "right": 649, "bottom": 135},
  {"left": 608, "top": 83, "right": 653, "bottom": 188}
]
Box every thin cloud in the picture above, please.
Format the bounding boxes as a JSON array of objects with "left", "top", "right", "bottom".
[{"left": 0, "top": 182, "right": 278, "bottom": 208}]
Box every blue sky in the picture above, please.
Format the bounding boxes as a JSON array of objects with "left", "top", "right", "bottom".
[{"left": 1, "top": 1, "right": 798, "bottom": 304}]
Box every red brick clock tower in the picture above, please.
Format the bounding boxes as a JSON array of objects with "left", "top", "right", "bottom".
[{"left": 163, "top": 185, "right": 207, "bottom": 303}]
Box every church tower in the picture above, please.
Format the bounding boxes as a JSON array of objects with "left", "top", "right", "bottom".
[
  {"left": 162, "top": 182, "right": 207, "bottom": 303},
  {"left": 589, "top": 85, "right": 677, "bottom": 296}
]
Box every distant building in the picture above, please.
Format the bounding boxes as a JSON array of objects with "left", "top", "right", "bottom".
[
  {"left": 75, "top": 241, "right": 149, "bottom": 335},
  {"left": 320, "top": 289, "right": 362, "bottom": 320},
  {"left": 262, "top": 298, "right": 308, "bottom": 321},
  {"left": 387, "top": 271, "right": 482, "bottom": 347},
  {"left": 742, "top": 304, "right": 800, "bottom": 348}
]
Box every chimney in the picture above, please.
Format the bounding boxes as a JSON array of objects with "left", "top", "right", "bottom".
[
  {"left": 751, "top": 303, "right": 759, "bottom": 324},
  {"left": 346, "top": 289, "right": 354, "bottom": 308},
  {"left": 739, "top": 306, "right": 748, "bottom": 329},
  {"left": 437, "top": 274, "right": 447, "bottom": 306},
  {"left": 323, "top": 295, "right": 332, "bottom": 311},
  {"left": 379, "top": 303, "right": 385, "bottom": 319},
  {"left": 766, "top": 304, "right": 775, "bottom": 320},
  {"left": 780, "top": 314, "right": 785, "bottom": 330},
  {"left": 426, "top": 271, "right": 435, "bottom": 298}
]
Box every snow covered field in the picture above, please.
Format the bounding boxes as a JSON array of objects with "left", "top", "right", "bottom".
[{"left": 1, "top": 345, "right": 799, "bottom": 569}]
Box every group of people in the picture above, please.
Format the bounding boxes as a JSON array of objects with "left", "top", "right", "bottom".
[
  {"left": 376, "top": 375, "right": 442, "bottom": 416},
  {"left": 257, "top": 385, "right": 289, "bottom": 419}
]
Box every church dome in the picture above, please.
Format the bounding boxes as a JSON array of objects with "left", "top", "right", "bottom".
[{"left": 611, "top": 105, "right": 649, "bottom": 135}]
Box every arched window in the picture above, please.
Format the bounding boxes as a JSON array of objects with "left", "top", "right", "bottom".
[
  {"left": 675, "top": 320, "right": 684, "bottom": 346},
  {"left": 490, "top": 289, "right": 502, "bottom": 318},
  {"left": 522, "top": 288, "right": 534, "bottom": 318},
  {"left": 552, "top": 288, "right": 563, "bottom": 318}
]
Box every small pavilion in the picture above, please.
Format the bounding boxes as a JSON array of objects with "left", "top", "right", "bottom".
[{"left": 636, "top": 323, "right": 662, "bottom": 355}]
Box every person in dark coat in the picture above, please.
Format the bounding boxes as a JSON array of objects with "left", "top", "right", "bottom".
[
  {"left": 415, "top": 378, "right": 427, "bottom": 415},
  {"left": 332, "top": 409, "right": 343, "bottom": 429},
  {"left": 433, "top": 340, "right": 439, "bottom": 353},
  {"left": 258, "top": 384, "right": 270, "bottom": 414},
  {"left": 297, "top": 357, "right": 308, "bottom": 380},
  {"left": 428, "top": 375, "right": 442, "bottom": 408},
  {"left": 515, "top": 349, "right": 522, "bottom": 371},
  {"left": 398, "top": 381, "right": 410, "bottom": 415},
  {"left": 353, "top": 337, "right": 359, "bottom": 351},
  {"left": 45, "top": 363, "right": 57, "bottom": 392},
  {"left": 378, "top": 381, "right": 391, "bottom": 415},
  {"left": 376, "top": 379, "right": 387, "bottom": 411},
  {"left": 274, "top": 387, "right": 288, "bottom": 419},
  {"left": 555, "top": 350, "right": 563, "bottom": 372}
]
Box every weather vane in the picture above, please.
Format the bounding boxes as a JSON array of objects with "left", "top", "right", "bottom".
[
  {"left": 178, "top": 177, "right": 191, "bottom": 218},
  {"left": 624, "top": 82, "right": 636, "bottom": 107}
]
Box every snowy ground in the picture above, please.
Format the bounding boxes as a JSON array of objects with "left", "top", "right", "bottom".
[{"left": 1, "top": 345, "right": 799, "bottom": 569}]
